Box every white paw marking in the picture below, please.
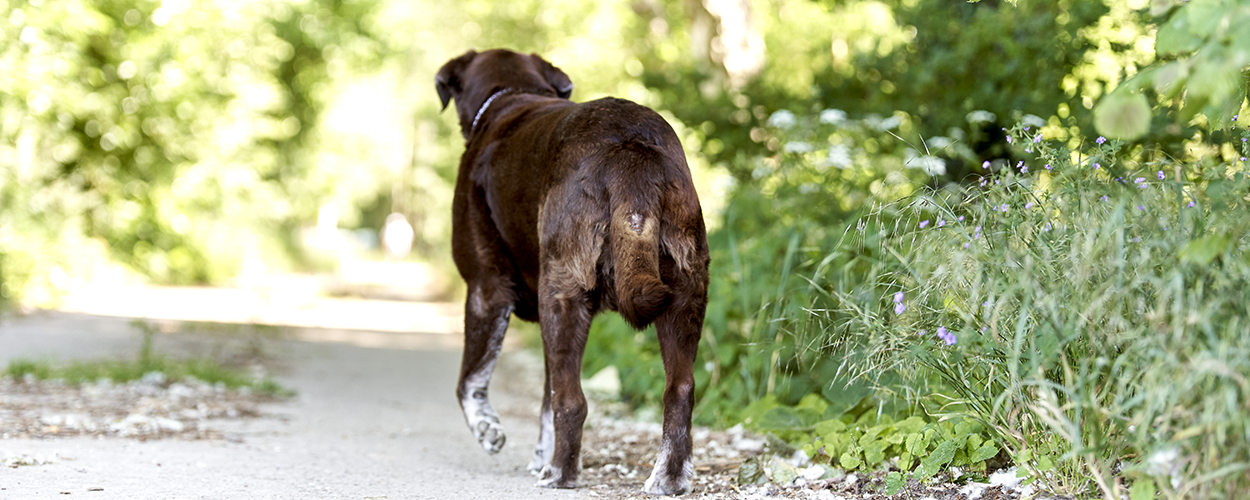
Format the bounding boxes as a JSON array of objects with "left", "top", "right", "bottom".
[
  {"left": 643, "top": 439, "right": 694, "bottom": 495},
  {"left": 534, "top": 464, "right": 565, "bottom": 488},
  {"left": 528, "top": 406, "right": 554, "bottom": 474}
]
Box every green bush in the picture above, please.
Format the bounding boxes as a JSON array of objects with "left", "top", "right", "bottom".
[{"left": 802, "top": 124, "right": 1250, "bottom": 497}]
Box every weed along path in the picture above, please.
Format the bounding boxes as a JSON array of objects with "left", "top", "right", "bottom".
[{"left": 0, "top": 299, "right": 577, "bottom": 500}]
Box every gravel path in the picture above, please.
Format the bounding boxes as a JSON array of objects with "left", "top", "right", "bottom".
[
  {"left": 1, "top": 308, "right": 1047, "bottom": 500},
  {"left": 0, "top": 311, "right": 578, "bottom": 500}
]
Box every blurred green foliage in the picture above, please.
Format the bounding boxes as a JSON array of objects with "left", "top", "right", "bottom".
[{"left": 1, "top": 0, "right": 385, "bottom": 302}]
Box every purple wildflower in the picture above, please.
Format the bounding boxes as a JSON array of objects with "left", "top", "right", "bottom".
[
  {"left": 894, "top": 292, "right": 904, "bottom": 303},
  {"left": 935, "top": 327, "right": 957, "bottom": 346},
  {"left": 894, "top": 303, "right": 906, "bottom": 315},
  {"left": 1033, "top": 134, "right": 1042, "bottom": 143},
  {"left": 1097, "top": 136, "right": 1107, "bottom": 145},
  {"left": 1157, "top": 171, "right": 1165, "bottom": 180},
  {"left": 1025, "top": 201, "right": 1034, "bottom": 209},
  {"left": 918, "top": 329, "right": 927, "bottom": 337},
  {"left": 963, "top": 242, "right": 970, "bottom": 249},
  {"left": 1135, "top": 177, "right": 1145, "bottom": 184},
  {"left": 1006, "top": 136, "right": 1013, "bottom": 144},
  {"left": 958, "top": 216, "right": 965, "bottom": 221},
  {"left": 1045, "top": 164, "right": 1052, "bottom": 171},
  {"left": 938, "top": 219, "right": 946, "bottom": 227},
  {"left": 1094, "top": 162, "right": 1100, "bottom": 170},
  {"left": 1101, "top": 195, "right": 1109, "bottom": 202},
  {"left": 1001, "top": 204, "right": 1008, "bottom": 213},
  {"left": 1188, "top": 200, "right": 1195, "bottom": 208},
  {"left": 982, "top": 160, "right": 990, "bottom": 169},
  {"left": 983, "top": 299, "right": 992, "bottom": 307},
  {"left": 920, "top": 220, "right": 930, "bottom": 229},
  {"left": 1137, "top": 205, "right": 1146, "bottom": 211}
]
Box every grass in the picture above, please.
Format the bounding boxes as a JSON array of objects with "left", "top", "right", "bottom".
[
  {"left": 803, "top": 126, "right": 1250, "bottom": 498},
  {"left": 5, "top": 320, "right": 293, "bottom": 398}
]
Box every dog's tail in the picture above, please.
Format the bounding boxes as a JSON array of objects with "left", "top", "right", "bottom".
[{"left": 607, "top": 142, "right": 673, "bottom": 330}]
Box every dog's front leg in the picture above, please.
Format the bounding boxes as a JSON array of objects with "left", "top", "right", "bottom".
[
  {"left": 457, "top": 283, "right": 514, "bottom": 454},
  {"left": 527, "top": 360, "right": 555, "bottom": 474},
  {"left": 534, "top": 288, "right": 592, "bottom": 489}
]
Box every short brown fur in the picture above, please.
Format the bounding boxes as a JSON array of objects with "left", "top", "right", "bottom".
[{"left": 436, "top": 49, "right": 710, "bottom": 494}]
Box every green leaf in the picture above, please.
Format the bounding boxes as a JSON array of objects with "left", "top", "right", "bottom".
[
  {"left": 884, "top": 472, "right": 906, "bottom": 495},
  {"left": 905, "top": 431, "right": 932, "bottom": 456},
  {"left": 758, "top": 407, "right": 806, "bottom": 430},
  {"left": 970, "top": 442, "right": 999, "bottom": 463},
  {"left": 1180, "top": 234, "right": 1231, "bottom": 266},
  {"left": 815, "top": 418, "right": 847, "bottom": 436},
  {"left": 1156, "top": 10, "right": 1204, "bottom": 56},
  {"left": 1094, "top": 91, "right": 1152, "bottom": 140},
  {"left": 1130, "top": 479, "right": 1157, "bottom": 500},
  {"left": 893, "top": 416, "right": 926, "bottom": 434},
  {"left": 840, "top": 445, "right": 863, "bottom": 470},
  {"left": 1151, "top": 62, "right": 1189, "bottom": 101},
  {"left": 768, "top": 456, "right": 799, "bottom": 485},
  {"left": 917, "top": 438, "right": 962, "bottom": 479},
  {"left": 737, "top": 457, "right": 766, "bottom": 485},
  {"left": 864, "top": 441, "right": 887, "bottom": 466},
  {"left": 899, "top": 452, "right": 914, "bottom": 471}
]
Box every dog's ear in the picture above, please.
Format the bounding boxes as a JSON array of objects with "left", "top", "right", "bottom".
[
  {"left": 530, "top": 53, "right": 574, "bottom": 99},
  {"left": 435, "top": 50, "right": 478, "bottom": 112}
]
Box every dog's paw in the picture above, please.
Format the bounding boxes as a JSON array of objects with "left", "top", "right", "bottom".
[
  {"left": 472, "top": 415, "right": 506, "bottom": 454},
  {"left": 527, "top": 448, "right": 547, "bottom": 475},
  {"left": 643, "top": 459, "right": 693, "bottom": 496},
  {"left": 534, "top": 465, "right": 575, "bottom": 489}
]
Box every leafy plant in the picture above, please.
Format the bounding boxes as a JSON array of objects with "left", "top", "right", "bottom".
[{"left": 800, "top": 121, "right": 1250, "bottom": 498}]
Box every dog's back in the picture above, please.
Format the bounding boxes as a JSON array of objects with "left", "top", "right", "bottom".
[{"left": 463, "top": 96, "right": 706, "bottom": 327}]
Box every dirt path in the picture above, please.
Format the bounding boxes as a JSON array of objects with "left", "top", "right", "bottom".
[{"left": 0, "top": 311, "right": 580, "bottom": 500}]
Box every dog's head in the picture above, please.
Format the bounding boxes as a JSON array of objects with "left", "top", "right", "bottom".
[{"left": 436, "top": 49, "right": 574, "bottom": 138}]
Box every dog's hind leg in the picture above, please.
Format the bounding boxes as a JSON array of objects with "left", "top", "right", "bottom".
[
  {"left": 643, "top": 286, "right": 706, "bottom": 495},
  {"left": 457, "top": 281, "right": 514, "bottom": 454}
]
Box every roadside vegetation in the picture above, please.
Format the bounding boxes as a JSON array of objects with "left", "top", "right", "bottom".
[{"left": 5, "top": 320, "right": 292, "bottom": 398}]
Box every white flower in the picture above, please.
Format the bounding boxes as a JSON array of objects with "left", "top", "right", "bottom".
[
  {"left": 819, "top": 109, "right": 847, "bottom": 125},
  {"left": 966, "top": 110, "right": 997, "bottom": 124},
  {"left": 876, "top": 115, "right": 902, "bottom": 131},
  {"left": 784, "top": 141, "right": 813, "bottom": 153},
  {"left": 768, "top": 110, "right": 797, "bottom": 129},
  {"left": 826, "top": 144, "right": 852, "bottom": 168}
]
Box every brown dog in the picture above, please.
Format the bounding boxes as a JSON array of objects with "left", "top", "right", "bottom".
[{"left": 436, "top": 49, "right": 710, "bottom": 494}]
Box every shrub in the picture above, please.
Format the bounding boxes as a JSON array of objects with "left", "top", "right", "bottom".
[{"left": 808, "top": 124, "right": 1250, "bottom": 497}]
